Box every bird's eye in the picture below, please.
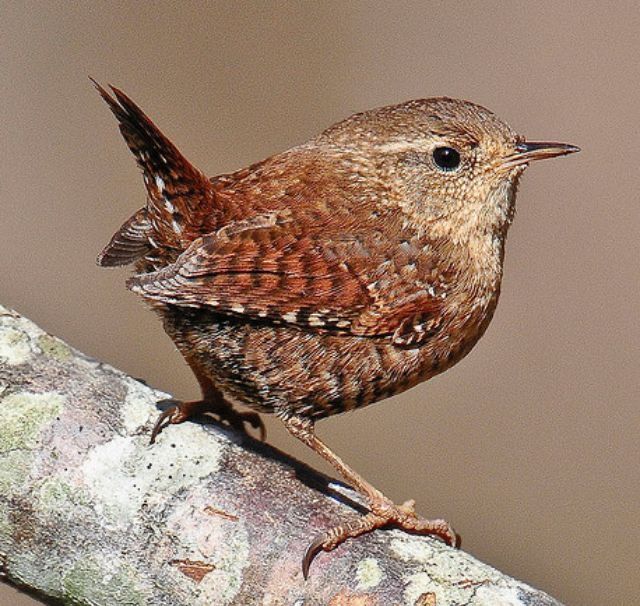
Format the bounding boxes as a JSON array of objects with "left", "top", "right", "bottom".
[{"left": 432, "top": 146, "right": 461, "bottom": 172}]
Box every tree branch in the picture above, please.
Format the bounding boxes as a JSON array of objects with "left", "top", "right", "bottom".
[{"left": 0, "top": 305, "right": 563, "bottom": 605}]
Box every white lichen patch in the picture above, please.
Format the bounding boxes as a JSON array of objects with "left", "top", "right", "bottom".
[
  {"left": 427, "top": 548, "right": 501, "bottom": 585},
  {"left": 473, "top": 584, "right": 529, "bottom": 605},
  {"left": 404, "top": 572, "right": 442, "bottom": 605},
  {"left": 0, "top": 392, "right": 65, "bottom": 452},
  {"left": 400, "top": 538, "right": 510, "bottom": 605},
  {"left": 391, "top": 534, "right": 500, "bottom": 581},
  {"left": 356, "top": 557, "right": 383, "bottom": 590},
  {"left": 404, "top": 570, "right": 497, "bottom": 605},
  {"left": 81, "top": 424, "right": 223, "bottom": 523},
  {"left": 390, "top": 534, "right": 438, "bottom": 564},
  {"left": 120, "top": 378, "right": 157, "bottom": 433},
  {"left": 0, "top": 327, "right": 33, "bottom": 365}
]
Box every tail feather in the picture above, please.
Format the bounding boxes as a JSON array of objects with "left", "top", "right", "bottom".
[{"left": 93, "top": 79, "right": 217, "bottom": 259}]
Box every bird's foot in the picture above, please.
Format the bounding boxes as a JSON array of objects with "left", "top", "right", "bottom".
[
  {"left": 302, "top": 498, "right": 459, "bottom": 579},
  {"left": 149, "top": 399, "right": 265, "bottom": 444}
]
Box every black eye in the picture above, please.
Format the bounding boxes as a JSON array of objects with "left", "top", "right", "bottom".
[{"left": 432, "top": 146, "right": 461, "bottom": 171}]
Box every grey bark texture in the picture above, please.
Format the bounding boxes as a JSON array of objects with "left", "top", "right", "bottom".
[{"left": 0, "top": 305, "right": 563, "bottom": 606}]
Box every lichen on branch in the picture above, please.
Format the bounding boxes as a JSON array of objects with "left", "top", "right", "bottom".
[{"left": 0, "top": 305, "right": 563, "bottom": 605}]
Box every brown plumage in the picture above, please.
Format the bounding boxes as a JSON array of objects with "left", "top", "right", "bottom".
[{"left": 95, "top": 81, "right": 578, "bottom": 577}]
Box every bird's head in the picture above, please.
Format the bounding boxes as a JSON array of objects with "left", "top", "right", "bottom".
[{"left": 320, "top": 97, "right": 579, "bottom": 243}]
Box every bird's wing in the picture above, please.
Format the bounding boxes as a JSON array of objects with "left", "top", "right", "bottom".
[
  {"left": 128, "top": 212, "right": 445, "bottom": 346},
  {"left": 97, "top": 207, "right": 153, "bottom": 267}
]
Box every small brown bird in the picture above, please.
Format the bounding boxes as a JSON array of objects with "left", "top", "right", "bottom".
[{"left": 95, "top": 81, "right": 578, "bottom": 577}]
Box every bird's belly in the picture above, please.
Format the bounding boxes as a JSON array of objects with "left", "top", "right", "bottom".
[{"left": 160, "top": 306, "right": 489, "bottom": 420}]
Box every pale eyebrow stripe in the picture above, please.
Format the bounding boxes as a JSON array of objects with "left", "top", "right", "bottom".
[
  {"left": 375, "top": 134, "right": 478, "bottom": 154},
  {"left": 375, "top": 139, "right": 432, "bottom": 153}
]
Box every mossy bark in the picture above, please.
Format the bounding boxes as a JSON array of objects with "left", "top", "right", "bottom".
[{"left": 0, "top": 305, "right": 563, "bottom": 606}]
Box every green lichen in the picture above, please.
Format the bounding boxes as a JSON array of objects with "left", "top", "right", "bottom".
[
  {"left": 4, "top": 549, "right": 69, "bottom": 599},
  {"left": 62, "top": 556, "right": 146, "bottom": 606},
  {"left": 201, "top": 522, "right": 249, "bottom": 604},
  {"left": 211, "top": 523, "right": 249, "bottom": 604},
  {"left": 36, "top": 477, "right": 91, "bottom": 513},
  {"left": 37, "top": 334, "right": 71, "bottom": 361},
  {"left": 163, "top": 495, "right": 249, "bottom": 605},
  {"left": 0, "top": 501, "right": 12, "bottom": 549},
  {"left": 0, "top": 450, "right": 33, "bottom": 493},
  {"left": 0, "top": 392, "right": 65, "bottom": 453},
  {"left": 0, "top": 392, "right": 65, "bottom": 540}
]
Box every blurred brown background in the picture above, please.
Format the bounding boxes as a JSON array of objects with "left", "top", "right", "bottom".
[{"left": 2, "top": 2, "right": 638, "bottom": 604}]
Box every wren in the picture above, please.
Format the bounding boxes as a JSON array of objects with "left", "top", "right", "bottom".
[{"left": 94, "top": 81, "right": 579, "bottom": 577}]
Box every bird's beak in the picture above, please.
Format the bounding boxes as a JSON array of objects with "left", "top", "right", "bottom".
[{"left": 501, "top": 141, "right": 580, "bottom": 169}]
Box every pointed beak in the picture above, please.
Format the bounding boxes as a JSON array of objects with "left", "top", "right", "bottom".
[{"left": 502, "top": 141, "right": 580, "bottom": 169}]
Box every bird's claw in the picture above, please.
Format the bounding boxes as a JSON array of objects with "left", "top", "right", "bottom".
[
  {"left": 301, "top": 499, "right": 459, "bottom": 579},
  {"left": 149, "top": 404, "right": 181, "bottom": 444},
  {"left": 302, "top": 533, "right": 329, "bottom": 580},
  {"left": 149, "top": 399, "right": 265, "bottom": 444}
]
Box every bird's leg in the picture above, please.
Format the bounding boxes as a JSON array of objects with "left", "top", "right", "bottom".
[
  {"left": 150, "top": 372, "right": 264, "bottom": 444},
  {"left": 283, "top": 415, "right": 459, "bottom": 578}
]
